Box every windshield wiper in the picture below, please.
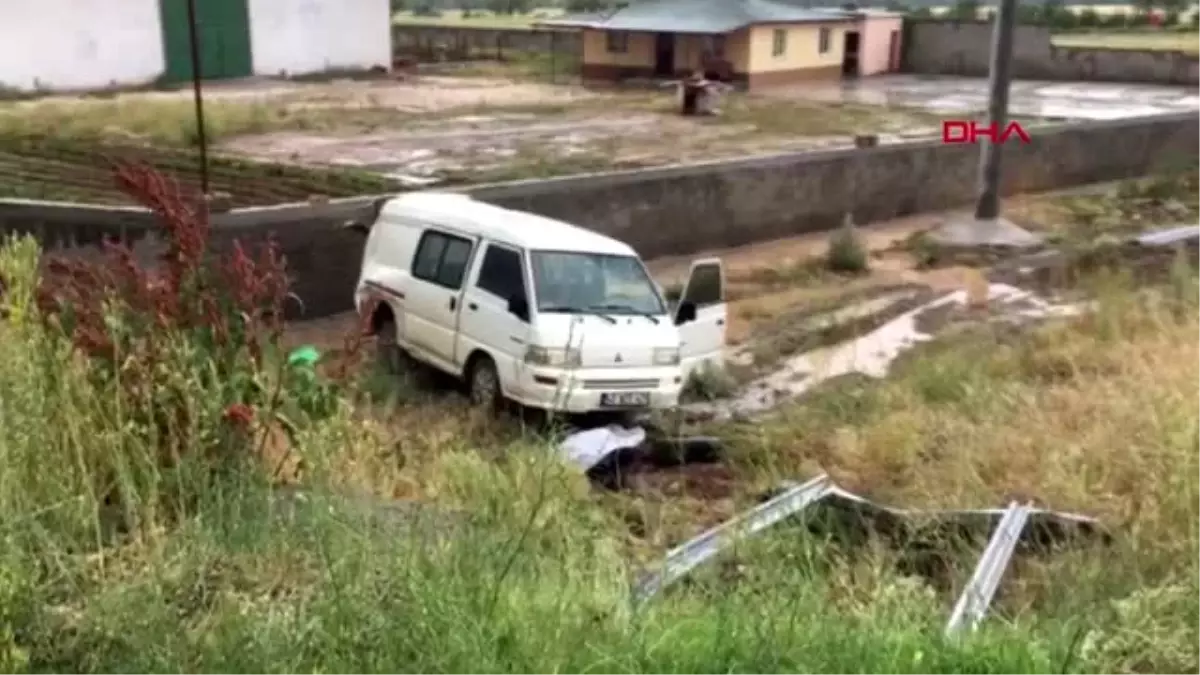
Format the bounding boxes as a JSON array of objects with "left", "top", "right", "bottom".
[
  {"left": 589, "top": 303, "right": 660, "bottom": 325},
  {"left": 542, "top": 305, "right": 617, "bottom": 324}
]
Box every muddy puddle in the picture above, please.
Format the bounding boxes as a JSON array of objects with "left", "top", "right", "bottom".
[{"left": 683, "top": 282, "right": 1088, "bottom": 423}]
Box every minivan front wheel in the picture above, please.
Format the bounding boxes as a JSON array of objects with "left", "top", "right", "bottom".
[{"left": 467, "top": 355, "right": 502, "bottom": 411}]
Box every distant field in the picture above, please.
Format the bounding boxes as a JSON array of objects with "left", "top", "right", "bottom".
[
  {"left": 929, "top": 2, "right": 1200, "bottom": 19},
  {"left": 392, "top": 9, "right": 562, "bottom": 28},
  {"left": 1052, "top": 30, "right": 1200, "bottom": 52}
]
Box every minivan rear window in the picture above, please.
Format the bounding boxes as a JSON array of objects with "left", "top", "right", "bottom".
[{"left": 412, "top": 230, "right": 474, "bottom": 289}]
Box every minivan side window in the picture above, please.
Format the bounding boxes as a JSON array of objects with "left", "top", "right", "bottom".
[
  {"left": 475, "top": 245, "right": 528, "bottom": 302},
  {"left": 412, "top": 230, "right": 474, "bottom": 289}
]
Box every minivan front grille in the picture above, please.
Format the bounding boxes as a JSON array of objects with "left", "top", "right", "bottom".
[{"left": 581, "top": 379, "right": 660, "bottom": 390}]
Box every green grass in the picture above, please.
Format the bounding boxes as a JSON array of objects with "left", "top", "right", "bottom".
[
  {"left": 0, "top": 230, "right": 1071, "bottom": 673},
  {"left": 0, "top": 165, "right": 1197, "bottom": 671},
  {"left": 7, "top": 219, "right": 1200, "bottom": 667},
  {"left": 0, "top": 97, "right": 413, "bottom": 147},
  {"left": 0, "top": 137, "right": 402, "bottom": 205}
]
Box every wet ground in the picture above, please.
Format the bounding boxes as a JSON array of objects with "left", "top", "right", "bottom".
[
  {"left": 767, "top": 74, "right": 1199, "bottom": 121},
  {"left": 209, "top": 75, "right": 944, "bottom": 183}
]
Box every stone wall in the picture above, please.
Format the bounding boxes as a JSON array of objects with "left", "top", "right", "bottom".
[
  {"left": 2, "top": 112, "right": 1196, "bottom": 319},
  {"left": 391, "top": 25, "right": 579, "bottom": 61},
  {"left": 904, "top": 20, "right": 1199, "bottom": 85}
]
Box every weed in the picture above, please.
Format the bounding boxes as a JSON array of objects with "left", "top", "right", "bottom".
[
  {"left": 826, "top": 216, "right": 870, "bottom": 274},
  {"left": 681, "top": 363, "right": 739, "bottom": 401}
]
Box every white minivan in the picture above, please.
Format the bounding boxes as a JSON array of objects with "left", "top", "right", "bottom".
[{"left": 350, "top": 192, "right": 727, "bottom": 413}]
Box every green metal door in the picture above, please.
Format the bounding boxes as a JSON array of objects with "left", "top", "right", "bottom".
[{"left": 159, "top": 0, "right": 253, "bottom": 84}]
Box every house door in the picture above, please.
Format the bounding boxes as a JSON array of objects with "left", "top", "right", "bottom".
[
  {"left": 841, "top": 31, "right": 861, "bottom": 77},
  {"left": 887, "top": 29, "right": 901, "bottom": 71},
  {"left": 159, "top": 0, "right": 253, "bottom": 84},
  {"left": 654, "top": 33, "right": 675, "bottom": 77}
]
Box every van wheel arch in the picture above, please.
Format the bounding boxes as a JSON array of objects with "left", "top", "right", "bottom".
[{"left": 370, "top": 302, "right": 395, "bottom": 335}]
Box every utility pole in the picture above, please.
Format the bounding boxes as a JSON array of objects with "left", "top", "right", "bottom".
[
  {"left": 185, "top": 0, "right": 210, "bottom": 195},
  {"left": 932, "top": 0, "right": 1040, "bottom": 248},
  {"left": 974, "top": 0, "right": 1017, "bottom": 221}
]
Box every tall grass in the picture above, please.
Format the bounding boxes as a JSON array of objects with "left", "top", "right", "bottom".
[{"left": 0, "top": 167, "right": 1195, "bottom": 671}]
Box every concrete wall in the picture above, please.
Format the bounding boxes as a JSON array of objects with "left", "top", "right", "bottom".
[
  {"left": 2, "top": 112, "right": 1195, "bottom": 319},
  {"left": 0, "top": 0, "right": 165, "bottom": 92},
  {"left": 391, "top": 25, "right": 579, "bottom": 59},
  {"left": 248, "top": 0, "right": 392, "bottom": 76},
  {"left": 469, "top": 113, "right": 1197, "bottom": 260},
  {"left": 856, "top": 15, "right": 903, "bottom": 76},
  {"left": 905, "top": 20, "right": 1199, "bottom": 85},
  {"left": 0, "top": 198, "right": 379, "bottom": 321}
]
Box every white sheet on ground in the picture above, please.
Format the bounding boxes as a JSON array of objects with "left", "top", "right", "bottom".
[{"left": 559, "top": 425, "right": 646, "bottom": 472}]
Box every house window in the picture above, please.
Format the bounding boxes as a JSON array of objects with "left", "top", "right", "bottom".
[
  {"left": 709, "top": 34, "right": 726, "bottom": 58},
  {"left": 818, "top": 27, "right": 831, "bottom": 54},
  {"left": 606, "top": 31, "right": 628, "bottom": 53},
  {"left": 771, "top": 28, "right": 787, "bottom": 57}
]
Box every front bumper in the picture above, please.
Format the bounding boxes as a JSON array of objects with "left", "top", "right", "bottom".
[{"left": 506, "top": 365, "right": 684, "bottom": 413}]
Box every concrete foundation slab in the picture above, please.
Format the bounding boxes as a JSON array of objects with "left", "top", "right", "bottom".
[{"left": 931, "top": 216, "right": 1044, "bottom": 248}]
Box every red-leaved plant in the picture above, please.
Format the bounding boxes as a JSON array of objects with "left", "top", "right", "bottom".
[{"left": 34, "top": 163, "right": 293, "bottom": 520}]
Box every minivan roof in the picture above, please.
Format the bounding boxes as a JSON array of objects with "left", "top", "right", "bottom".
[{"left": 379, "top": 192, "right": 637, "bottom": 256}]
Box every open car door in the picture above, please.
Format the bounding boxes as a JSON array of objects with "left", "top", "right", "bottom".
[{"left": 675, "top": 257, "right": 727, "bottom": 382}]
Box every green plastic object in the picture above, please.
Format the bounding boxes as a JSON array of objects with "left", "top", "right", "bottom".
[{"left": 288, "top": 345, "right": 321, "bottom": 368}]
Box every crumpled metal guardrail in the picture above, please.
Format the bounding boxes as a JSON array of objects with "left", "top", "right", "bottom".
[{"left": 632, "top": 474, "right": 1104, "bottom": 634}]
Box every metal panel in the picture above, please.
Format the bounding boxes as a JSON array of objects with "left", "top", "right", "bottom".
[
  {"left": 628, "top": 472, "right": 1101, "bottom": 634},
  {"left": 159, "top": 0, "right": 253, "bottom": 84},
  {"left": 632, "top": 474, "right": 833, "bottom": 603},
  {"left": 944, "top": 502, "right": 1032, "bottom": 636},
  {"left": 1134, "top": 224, "right": 1200, "bottom": 247}
]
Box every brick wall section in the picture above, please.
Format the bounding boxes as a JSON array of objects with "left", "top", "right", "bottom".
[
  {"left": 904, "top": 20, "right": 1199, "bottom": 85},
  {"left": 2, "top": 112, "right": 1196, "bottom": 320}
]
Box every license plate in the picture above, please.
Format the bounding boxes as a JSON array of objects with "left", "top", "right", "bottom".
[{"left": 600, "top": 392, "right": 651, "bottom": 408}]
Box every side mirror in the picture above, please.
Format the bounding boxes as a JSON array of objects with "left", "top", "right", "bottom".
[
  {"left": 507, "top": 294, "right": 530, "bottom": 321},
  {"left": 675, "top": 300, "right": 697, "bottom": 325}
]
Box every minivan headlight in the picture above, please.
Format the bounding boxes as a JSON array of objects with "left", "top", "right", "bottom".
[
  {"left": 524, "top": 346, "right": 582, "bottom": 367},
  {"left": 653, "top": 347, "right": 681, "bottom": 366}
]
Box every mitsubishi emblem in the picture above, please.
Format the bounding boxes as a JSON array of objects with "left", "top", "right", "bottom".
[{"left": 614, "top": 353, "right": 623, "bottom": 363}]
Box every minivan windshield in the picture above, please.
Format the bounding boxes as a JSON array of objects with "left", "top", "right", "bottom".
[{"left": 531, "top": 251, "right": 666, "bottom": 317}]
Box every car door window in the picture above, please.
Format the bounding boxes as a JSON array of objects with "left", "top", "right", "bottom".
[
  {"left": 682, "top": 263, "right": 722, "bottom": 307},
  {"left": 476, "top": 245, "right": 527, "bottom": 302},
  {"left": 412, "top": 230, "right": 474, "bottom": 290}
]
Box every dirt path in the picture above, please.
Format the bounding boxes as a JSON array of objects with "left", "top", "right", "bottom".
[{"left": 647, "top": 213, "right": 975, "bottom": 344}]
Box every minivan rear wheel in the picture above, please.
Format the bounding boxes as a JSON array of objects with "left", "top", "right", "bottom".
[
  {"left": 375, "top": 317, "right": 404, "bottom": 374},
  {"left": 467, "top": 355, "right": 502, "bottom": 411}
]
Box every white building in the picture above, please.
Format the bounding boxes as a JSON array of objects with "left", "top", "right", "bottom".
[{"left": 1, "top": 0, "right": 392, "bottom": 93}]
